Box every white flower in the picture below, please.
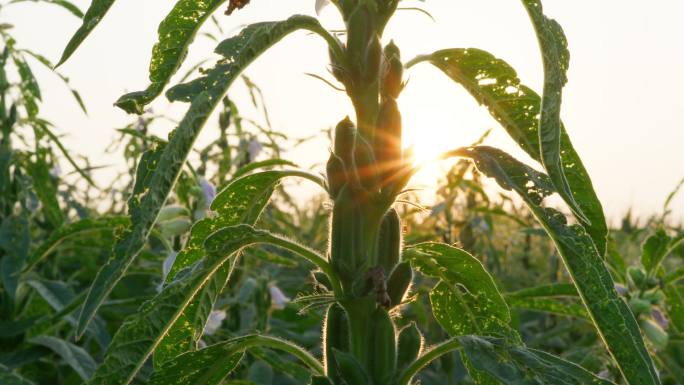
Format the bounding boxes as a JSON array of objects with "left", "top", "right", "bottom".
[
  {"left": 49, "top": 165, "right": 61, "bottom": 178},
  {"left": 199, "top": 177, "right": 217, "bottom": 205},
  {"left": 204, "top": 310, "right": 227, "bottom": 335},
  {"left": 315, "top": 0, "right": 331, "bottom": 15},
  {"left": 269, "top": 285, "right": 290, "bottom": 310},
  {"left": 162, "top": 251, "right": 178, "bottom": 282}
]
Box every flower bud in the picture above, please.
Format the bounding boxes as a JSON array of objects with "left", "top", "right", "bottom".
[{"left": 382, "top": 41, "right": 403, "bottom": 98}]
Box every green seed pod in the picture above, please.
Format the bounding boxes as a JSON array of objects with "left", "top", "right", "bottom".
[
  {"left": 369, "top": 307, "right": 397, "bottom": 385},
  {"left": 334, "top": 117, "right": 356, "bottom": 167},
  {"left": 310, "top": 376, "right": 334, "bottom": 385},
  {"left": 324, "top": 304, "right": 350, "bottom": 383},
  {"left": 364, "top": 36, "right": 383, "bottom": 83},
  {"left": 374, "top": 99, "right": 402, "bottom": 187},
  {"left": 330, "top": 185, "right": 362, "bottom": 283},
  {"left": 353, "top": 133, "right": 380, "bottom": 191},
  {"left": 627, "top": 266, "right": 646, "bottom": 288},
  {"left": 382, "top": 41, "right": 403, "bottom": 98},
  {"left": 397, "top": 322, "right": 423, "bottom": 370},
  {"left": 345, "top": 7, "right": 373, "bottom": 75},
  {"left": 157, "top": 205, "right": 190, "bottom": 222},
  {"left": 628, "top": 297, "right": 652, "bottom": 315},
  {"left": 159, "top": 217, "right": 192, "bottom": 237},
  {"left": 641, "top": 318, "right": 668, "bottom": 350},
  {"left": 377, "top": 208, "right": 402, "bottom": 272},
  {"left": 326, "top": 152, "right": 347, "bottom": 198},
  {"left": 387, "top": 261, "right": 412, "bottom": 307},
  {"left": 332, "top": 348, "right": 371, "bottom": 385}
]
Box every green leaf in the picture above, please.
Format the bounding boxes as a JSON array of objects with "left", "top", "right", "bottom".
[
  {"left": 166, "top": 15, "right": 341, "bottom": 103},
  {"left": 0, "top": 213, "right": 30, "bottom": 300},
  {"left": 56, "top": 0, "right": 117, "bottom": 67},
  {"left": 459, "top": 336, "right": 615, "bottom": 385},
  {"left": 157, "top": 170, "right": 323, "bottom": 368},
  {"left": 641, "top": 229, "right": 684, "bottom": 275},
  {"left": 458, "top": 146, "right": 660, "bottom": 385},
  {"left": 115, "top": 0, "right": 227, "bottom": 114},
  {"left": 408, "top": 48, "right": 608, "bottom": 256},
  {"left": 404, "top": 242, "right": 515, "bottom": 385},
  {"left": 13, "top": 55, "right": 40, "bottom": 117},
  {"left": 29, "top": 336, "right": 96, "bottom": 381},
  {"left": 506, "top": 297, "right": 589, "bottom": 320},
  {"left": 664, "top": 285, "right": 684, "bottom": 334},
  {"left": 506, "top": 283, "right": 578, "bottom": 298},
  {"left": 404, "top": 243, "right": 513, "bottom": 338},
  {"left": 77, "top": 14, "right": 333, "bottom": 340},
  {"left": 88, "top": 225, "right": 328, "bottom": 385},
  {"left": 0, "top": 364, "right": 35, "bottom": 385},
  {"left": 521, "top": 0, "right": 583, "bottom": 224},
  {"left": 23, "top": 216, "right": 129, "bottom": 274},
  {"left": 27, "top": 154, "right": 64, "bottom": 227},
  {"left": 150, "top": 334, "right": 323, "bottom": 385}
]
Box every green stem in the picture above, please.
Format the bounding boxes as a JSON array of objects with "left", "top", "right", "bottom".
[
  {"left": 396, "top": 338, "right": 462, "bottom": 385},
  {"left": 224, "top": 334, "right": 325, "bottom": 376}
]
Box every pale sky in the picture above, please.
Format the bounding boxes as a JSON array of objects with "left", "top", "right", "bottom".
[{"left": 5, "top": 0, "right": 684, "bottom": 224}]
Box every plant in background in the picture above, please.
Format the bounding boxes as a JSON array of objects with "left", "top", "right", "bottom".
[{"left": 33, "top": 0, "right": 668, "bottom": 384}]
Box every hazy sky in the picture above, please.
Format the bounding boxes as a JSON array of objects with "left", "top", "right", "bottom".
[{"left": 5, "top": 0, "right": 684, "bottom": 224}]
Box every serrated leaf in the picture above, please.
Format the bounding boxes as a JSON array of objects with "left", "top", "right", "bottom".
[
  {"left": 166, "top": 15, "right": 336, "bottom": 103},
  {"left": 458, "top": 146, "right": 660, "bottom": 385},
  {"left": 521, "top": 0, "right": 583, "bottom": 224},
  {"left": 77, "top": 14, "right": 333, "bottom": 340},
  {"left": 150, "top": 334, "right": 323, "bottom": 385},
  {"left": 404, "top": 242, "right": 515, "bottom": 384},
  {"left": 459, "top": 335, "right": 615, "bottom": 385},
  {"left": 89, "top": 224, "right": 327, "bottom": 385},
  {"left": 29, "top": 336, "right": 96, "bottom": 381},
  {"left": 157, "top": 170, "right": 323, "bottom": 368},
  {"left": 115, "top": 0, "right": 228, "bottom": 114},
  {"left": 409, "top": 48, "right": 607, "bottom": 256},
  {"left": 56, "top": 0, "right": 117, "bottom": 67},
  {"left": 23, "top": 216, "right": 129, "bottom": 274}
]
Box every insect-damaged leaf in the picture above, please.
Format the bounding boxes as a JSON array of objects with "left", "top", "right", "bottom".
[
  {"left": 459, "top": 336, "right": 615, "bottom": 385},
  {"left": 409, "top": 48, "right": 607, "bottom": 256},
  {"left": 156, "top": 169, "right": 323, "bottom": 368},
  {"left": 404, "top": 242, "right": 516, "bottom": 384},
  {"left": 458, "top": 146, "right": 660, "bottom": 385},
  {"left": 150, "top": 334, "right": 323, "bottom": 385},
  {"left": 56, "top": 0, "right": 117, "bottom": 67},
  {"left": 88, "top": 224, "right": 324, "bottom": 385},
  {"left": 115, "top": 0, "right": 228, "bottom": 114},
  {"left": 521, "top": 0, "right": 583, "bottom": 226},
  {"left": 76, "top": 15, "right": 330, "bottom": 339}
]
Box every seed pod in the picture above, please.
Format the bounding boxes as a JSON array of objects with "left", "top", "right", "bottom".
[
  {"left": 641, "top": 318, "right": 668, "bottom": 350},
  {"left": 382, "top": 41, "right": 403, "bottom": 98},
  {"left": 387, "top": 261, "right": 412, "bottom": 307},
  {"left": 310, "top": 376, "right": 334, "bottom": 385},
  {"left": 374, "top": 99, "right": 402, "bottom": 187},
  {"left": 364, "top": 36, "right": 383, "bottom": 83},
  {"left": 627, "top": 266, "right": 646, "bottom": 288},
  {"left": 334, "top": 117, "right": 356, "bottom": 167},
  {"left": 330, "top": 185, "right": 361, "bottom": 282},
  {"left": 332, "top": 348, "right": 371, "bottom": 385},
  {"left": 369, "top": 307, "right": 397, "bottom": 385},
  {"left": 397, "top": 322, "right": 423, "bottom": 370},
  {"left": 324, "top": 304, "right": 349, "bottom": 383},
  {"left": 353, "top": 133, "right": 380, "bottom": 191},
  {"left": 159, "top": 217, "right": 192, "bottom": 237},
  {"left": 157, "top": 205, "right": 190, "bottom": 222},
  {"left": 376, "top": 208, "right": 402, "bottom": 272},
  {"left": 326, "top": 152, "right": 347, "bottom": 198},
  {"left": 628, "top": 297, "right": 652, "bottom": 315}
]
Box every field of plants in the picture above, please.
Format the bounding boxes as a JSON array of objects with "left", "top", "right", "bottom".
[{"left": 1, "top": 0, "right": 683, "bottom": 384}]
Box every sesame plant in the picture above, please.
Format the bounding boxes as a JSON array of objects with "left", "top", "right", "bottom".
[{"left": 50, "top": 0, "right": 666, "bottom": 384}]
